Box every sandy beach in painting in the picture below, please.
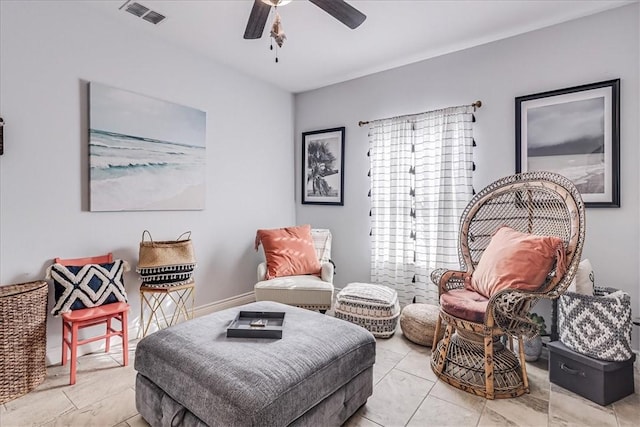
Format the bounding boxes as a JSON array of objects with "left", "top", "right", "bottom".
[{"left": 140, "top": 184, "right": 205, "bottom": 210}]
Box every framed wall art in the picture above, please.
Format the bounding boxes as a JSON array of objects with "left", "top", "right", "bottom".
[
  {"left": 89, "top": 82, "right": 206, "bottom": 211},
  {"left": 516, "top": 79, "right": 620, "bottom": 208},
  {"left": 302, "top": 127, "right": 345, "bottom": 206}
]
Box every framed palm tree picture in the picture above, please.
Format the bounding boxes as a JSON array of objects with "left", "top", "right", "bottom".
[{"left": 302, "top": 127, "right": 345, "bottom": 205}]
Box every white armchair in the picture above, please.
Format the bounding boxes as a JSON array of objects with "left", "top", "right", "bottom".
[{"left": 254, "top": 229, "right": 334, "bottom": 312}]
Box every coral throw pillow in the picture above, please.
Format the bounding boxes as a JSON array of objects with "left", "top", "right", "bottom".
[
  {"left": 255, "top": 224, "right": 321, "bottom": 280},
  {"left": 469, "top": 226, "right": 566, "bottom": 298}
]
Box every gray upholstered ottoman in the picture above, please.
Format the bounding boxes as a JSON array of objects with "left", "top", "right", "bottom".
[{"left": 135, "top": 301, "right": 376, "bottom": 427}]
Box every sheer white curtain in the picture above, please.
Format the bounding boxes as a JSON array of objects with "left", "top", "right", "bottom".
[{"left": 369, "top": 106, "right": 474, "bottom": 305}]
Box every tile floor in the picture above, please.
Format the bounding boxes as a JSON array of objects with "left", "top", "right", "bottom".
[{"left": 1, "top": 332, "right": 639, "bottom": 427}]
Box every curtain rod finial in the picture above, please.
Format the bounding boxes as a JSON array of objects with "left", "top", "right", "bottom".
[{"left": 472, "top": 100, "right": 482, "bottom": 111}]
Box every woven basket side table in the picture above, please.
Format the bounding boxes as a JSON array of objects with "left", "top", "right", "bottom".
[{"left": 0, "top": 281, "right": 48, "bottom": 404}]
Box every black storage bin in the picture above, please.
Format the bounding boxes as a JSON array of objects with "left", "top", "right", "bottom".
[{"left": 548, "top": 340, "right": 635, "bottom": 406}]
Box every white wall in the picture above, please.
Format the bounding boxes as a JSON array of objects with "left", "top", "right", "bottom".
[
  {"left": 295, "top": 4, "right": 640, "bottom": 347},
  {"left": 0, "top": 1, "right": 295, "bottom": 362}
]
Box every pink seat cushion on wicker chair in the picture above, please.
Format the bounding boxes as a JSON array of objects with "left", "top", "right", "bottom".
[{"left": 440, "top": 288, "right": 489, "bottom": 323}]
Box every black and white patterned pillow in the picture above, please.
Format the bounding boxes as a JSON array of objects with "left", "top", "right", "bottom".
[{"left": 47, "top": 260, "right": 129, "bottom": 316}]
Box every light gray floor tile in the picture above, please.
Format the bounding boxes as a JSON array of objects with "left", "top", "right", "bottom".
[
  {"left": 77, "top": 352, "right": 122, "bottom": 368},
  {"left": 478, "top": 405, "right": 521, "bottom": 427},
  {"left": 548, "top": 383, "right": 617, "bottom": 427},
  {"left": 484, "top": 393, "right": 549, "bottom": 427},
  {"left": 106, "top": 339, "right": 139, "bottom": 362},
  {"left": 428, "top": 379, "right": 487, "bottom": 413},
  {"left": 374, "top": 331, "right": 416, "bottom": 357},
  {"left": 612, "top": 391, "right": 640, "bottom": 427},
  {"left": 342, "top": 414, "right": 383, "bottom": 427},
  {"left": 372, "top": 348, "right": 404, "bottom": 385},
  {"left": 407, "top": 395, "right": 481, "bottom": 427},
  {"left": 359, "top": 369, "right": 433, "bottom": 427},
  {"left": 395, "top": 350, "right": 438, "bottom": 382},
  {"left": 62, "top": 362, "right": 136, "bottom": 409},
  {"left": 51, "top": 387, "right": 137, "bottom": 427},
  {"left": 394, "top": 329, "right": 432, "bottom": 355},
  {"left": 42, "top": 353, "right": 123, "bottom": 390},
  {"left": 2, "top": 385, "right": 75, "bottom": 427},
  {"left": 125, "top": 413, "right": 151, "bottom": 427},
  {"left": 524, "top": 358, "right": 551, "bottom": 402}
]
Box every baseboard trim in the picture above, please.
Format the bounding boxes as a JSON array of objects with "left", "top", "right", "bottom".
[
  {"left": 193, "top": 291, "right": 256, "bottom": 318},
  {"left": 46, "top": 291, "right": 256, "bottom": 366}
]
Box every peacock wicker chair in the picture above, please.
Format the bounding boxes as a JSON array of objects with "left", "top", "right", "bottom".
[{"left": 430, "top": 171, "right": 585, "bottom": 399}]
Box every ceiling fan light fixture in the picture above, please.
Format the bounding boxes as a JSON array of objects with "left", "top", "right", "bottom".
[
  {"left": 270, "top": 12, "right": 286, "bottom": 48},
  {"left": 244, "top": 0, "right": 367, "bottom": 63},
  {"left": 261, "top": 0, "right": 293, "bottom": 7}
]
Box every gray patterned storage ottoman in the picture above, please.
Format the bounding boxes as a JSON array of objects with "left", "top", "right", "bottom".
[
  {"left": 335, "top": 283, "right": 400, "bottom": 338},
  {"left": 134, "top": 301, "right": 376, "bottom": 427}
]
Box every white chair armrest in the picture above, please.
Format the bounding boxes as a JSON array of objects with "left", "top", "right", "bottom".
[
  {"left": 257, "top": 262, "right": 267, "bottom": 282},
  {"left": 321, "top": 262, "right": 334, "bottom": 283}
]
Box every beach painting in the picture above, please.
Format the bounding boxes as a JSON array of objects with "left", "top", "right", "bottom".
[
  {"left": 516, "top": 80, "right": 619, "bottom": 207},
  {"left": 89, "top": 82, "right": 206, "bottom": 211}
]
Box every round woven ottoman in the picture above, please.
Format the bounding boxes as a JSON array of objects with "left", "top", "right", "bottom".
[{"left": 400, "top": 303, "right": 443, "bottom": 347}]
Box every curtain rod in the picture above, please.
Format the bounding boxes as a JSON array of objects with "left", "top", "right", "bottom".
[{"left": 358, "top": 100, "right": 482, "bottom": 127}]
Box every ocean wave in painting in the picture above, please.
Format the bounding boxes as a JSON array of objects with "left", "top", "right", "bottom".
[{"left": 89, "top": 129, "right": 205, "bottom": 211}]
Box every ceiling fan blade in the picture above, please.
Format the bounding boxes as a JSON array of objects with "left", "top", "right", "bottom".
[
  {"left": 308, "top": 0, "right": 366, "bottom": 29},
  {"left": 244, "top": 0, "right": 271, "bottom": 39}
]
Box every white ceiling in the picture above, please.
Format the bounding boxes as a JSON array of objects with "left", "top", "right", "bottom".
[{"left": 84, "top": 0, "right": 635, "bottom": 93}]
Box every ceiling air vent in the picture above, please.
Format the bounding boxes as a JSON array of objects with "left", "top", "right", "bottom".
[
  {"left": 119, "top": 1, "right": 166, "bottom": 25},
  {"left": 142, "top": 10, "right": 166, "bottom": 25},
  {"left": 123, "top": 2, "right": 148, "bottom": 17}
]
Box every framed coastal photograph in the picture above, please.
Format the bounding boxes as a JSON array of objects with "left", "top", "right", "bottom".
[
  {"left": 89, "top": 82, "right": 206, "bottom": 211},
  {"left": 302, "top": 127, "right": 345, "bottom": 205},
  {"left": 516, "top": 79, "right": 620, "bottom": 208}
]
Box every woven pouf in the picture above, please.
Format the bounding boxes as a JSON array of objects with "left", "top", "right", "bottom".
[
  {"left": 335, "top": 283, "right": 400, "bottom": 338},
  {"left": 400, "top": 303, "right": 444, "bottom": 347}
]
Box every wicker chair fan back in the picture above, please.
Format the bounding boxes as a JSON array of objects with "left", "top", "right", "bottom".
[{"left": 459, "top": 171, "right": 585, "bottom": 297}]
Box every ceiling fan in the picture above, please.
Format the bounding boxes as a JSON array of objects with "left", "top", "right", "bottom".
[{"left": 243, "top": 0, "right": 367, "bottom": 43}]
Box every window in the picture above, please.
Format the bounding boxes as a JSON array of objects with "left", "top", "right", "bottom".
[{"left": 368, "top": 106, "right": 474, "bottom": 304}]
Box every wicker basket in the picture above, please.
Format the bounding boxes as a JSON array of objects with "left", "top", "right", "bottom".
[{"left": 0, "top": 281, "right": 48, "bottom": 404}]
